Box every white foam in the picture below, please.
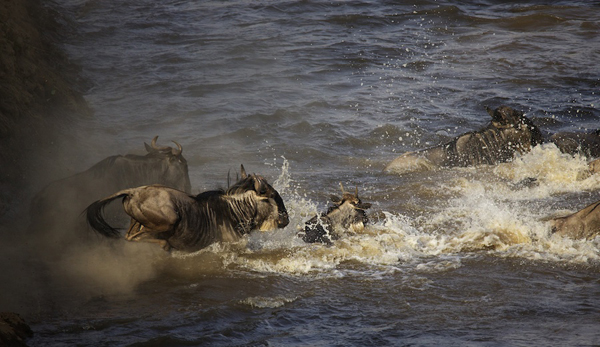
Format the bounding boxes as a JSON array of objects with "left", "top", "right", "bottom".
[{"left": 168, "top": 153, "right": 599, "bottom": 278}]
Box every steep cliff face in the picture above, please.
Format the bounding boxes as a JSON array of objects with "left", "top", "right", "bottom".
[{"left": 0, "top": 0, "right": 91, "bottom": 217}]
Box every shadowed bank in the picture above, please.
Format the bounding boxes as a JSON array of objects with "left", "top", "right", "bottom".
[{"left": 0, "top": 0, "right": 151, "bottom": 332}]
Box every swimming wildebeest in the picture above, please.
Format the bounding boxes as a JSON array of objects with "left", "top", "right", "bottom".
[
  {"left": 385, "top": 106, "right": 544, "bottom": 174},
  {"left": 86, "top": 165, "right": 289, "bottom": 252},
  {"left": 549, "top": 130, "right": 600, "bottom": 159},
  {"left": 301, "top": 184, "right": 372, "bottom": 245},
  {"left": 551, "top": 199, "right": 600, "bottom": 240},
  {"left": 29, "top": 136, "right": 191, "bottom": 246}
]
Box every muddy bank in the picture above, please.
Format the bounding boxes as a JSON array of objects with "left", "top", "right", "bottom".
[{"left": 0, "top": 0, "right": 91, "bottom": 219}]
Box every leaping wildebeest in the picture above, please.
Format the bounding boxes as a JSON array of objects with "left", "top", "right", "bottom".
[
  {"left": 300, "top": 184, "right": 372, "bottom": 245},
  {"left": 385, "top": 106, "right": 543, "bottom": 174},
  {"left": 29, "top": 136, "right": 191, "bottom": 245},
  {"left": 86, "top": 165, "right": 290, "bottom": 252}
]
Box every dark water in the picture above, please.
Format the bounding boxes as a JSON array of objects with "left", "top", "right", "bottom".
[{"left": 10, "top": 0, "right": 600, "bottom": 345}]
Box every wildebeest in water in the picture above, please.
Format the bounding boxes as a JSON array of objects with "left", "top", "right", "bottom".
[
  {"left": 550, "top": 199, "right": 600, "bottom": 240},
  {"left": 549, "top": 129, "right": 600, "bottom": 159},
  {"left": 301, "top": 183, "right": 372, "bottom": 245},
  {"left": 86, "top": 165, "right": 290, "bottom": 252},
  {"left": 29, "top": 136, "right": 191, "bottom": 246},
  {"left": 385, "top": 106, "right": 543, "bottom": 174}
]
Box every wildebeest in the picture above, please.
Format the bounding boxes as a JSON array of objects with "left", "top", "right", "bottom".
[
  {"left": 86, "top": 165, "right": 289, "bottom": 252},
  {"left": 551, "top": 199, "right": 600, "bottom": 240},
  {"left": 549, "top": 130, "right": 600, "bottom": 159},
  {"left": 29, "top": 136, "right": 191, "bottom": 246},
  {"left": 385, "top": 106, "right": 543, "bottom": 174},
  {"left": 300, "top": 184, "right": 372, "bottom": 245},
  {"left": 589, "top": 158, "right": 600, "bottom": 174}
]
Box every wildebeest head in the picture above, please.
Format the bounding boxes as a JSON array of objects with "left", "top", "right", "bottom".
[
  {"left": 302, "top": 183, "right": 372, "bottom": 244},
  {"left": 327, "top": 183, "right": 372, "bottom": 228},
  {"left": 144, "top": 136, "right": 191, "bottom": 193},
  {"left": 485, "top": 106, "right": 543, "bottom": 146},
  {"left": 226, "top": 165, "right": 289, "bottom": 231}
]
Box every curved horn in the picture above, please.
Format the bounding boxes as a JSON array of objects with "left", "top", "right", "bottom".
[
  {"left": 171, "top": 141, "right": 183, "bottom": 156},
  {"left": 240, "top": 164, "right": 248, "bottom": 179},
  {"left": 150, "top": 136, "right": 171, "bottom": 151},
  {"left": 339, "top": 182, "right": 346, "bottom": 194}
]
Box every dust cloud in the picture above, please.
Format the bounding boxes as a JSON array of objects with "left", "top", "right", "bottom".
[
  {"left": 0, "top": 196, "right": 166, "bottom": 317},
  {"left": 0, "top": 0, "right": 167, "bottom": 316}
]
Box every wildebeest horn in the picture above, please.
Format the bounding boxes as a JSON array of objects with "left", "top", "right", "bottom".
[
  {"left": 171, "top": 141, "right": 183, "bottom": 156},
  {"left": 150, "top": 136, "right": 171, "bottom": 151},
  {"left": 355, "top": 186, "right": 359, "bottom": 198},
  {"left": 339, "top": 182, "right": 346, "bottom": 194},
  {"left": 240, "top": 164, "right": 248, "bottom": 179}
]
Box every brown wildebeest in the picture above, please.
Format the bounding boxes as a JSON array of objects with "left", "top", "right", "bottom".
[
  {"left": 551, "top": 199, "right": 600, "bottom": 240},
  {"left": 300, "top": 184, "right": 372, "bottom": 245},
  {"left": 86, "top": 165, "right": 289, "bottom": 252},
  {"left": 29, "top": 136, "right": 191, "bottom": 247},
  {"left": 550, "top": 130, "right": 600, "bottom": 159},
  {"left": 589, "top": 158, "right": 600, "bottom": 174},
  {"left": 385, "top": 106, "right": 543, "bottom": 174}
]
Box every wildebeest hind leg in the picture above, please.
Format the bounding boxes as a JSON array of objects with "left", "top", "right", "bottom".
[
  {"left": 125, "top": 219, "right": 142, "bottom": 240},
  {"left": 124, "top": 219, "right": 172, "bottom": 250}
]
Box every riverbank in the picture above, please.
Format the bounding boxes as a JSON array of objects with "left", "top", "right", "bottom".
[{"left": 0, "top": 0, "right": 91, "bottom": 219}]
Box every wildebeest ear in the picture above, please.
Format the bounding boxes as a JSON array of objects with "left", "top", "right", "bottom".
[
  {"left": 330, "top": 195, "right": 342, "bottom": 204},
  {"left": 144, "top": 142, "right": 152, "bottom": 153},
  {"left": 356, "top": 202, "right": 372, "bottom": 210},
  {"left": 485, "top": 106, "right": 494, "bottom": 118},
  {"left": 240, "top": 164, "right": 247, "bottom": 179}
]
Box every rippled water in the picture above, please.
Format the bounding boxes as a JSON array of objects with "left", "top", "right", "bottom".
[{"left": 15, "top": 0, "right": 600, "bottom": 345}]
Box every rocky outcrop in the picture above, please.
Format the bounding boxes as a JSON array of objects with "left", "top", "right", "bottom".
[{"left": 0, "top": 312, "right": 32, "bottom": 346}]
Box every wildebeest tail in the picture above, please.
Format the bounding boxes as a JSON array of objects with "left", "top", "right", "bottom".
[{"left": 85, "top": 191, "right": 130, "bottom": 238}]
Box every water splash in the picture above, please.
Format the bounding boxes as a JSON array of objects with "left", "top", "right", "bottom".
[{"left": 168, "top": 152, "right": 599, "bottom": 280}]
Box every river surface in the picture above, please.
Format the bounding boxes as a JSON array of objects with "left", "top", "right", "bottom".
[{"left": 10, "top": 0, "right": 600, "bottom": 345}]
